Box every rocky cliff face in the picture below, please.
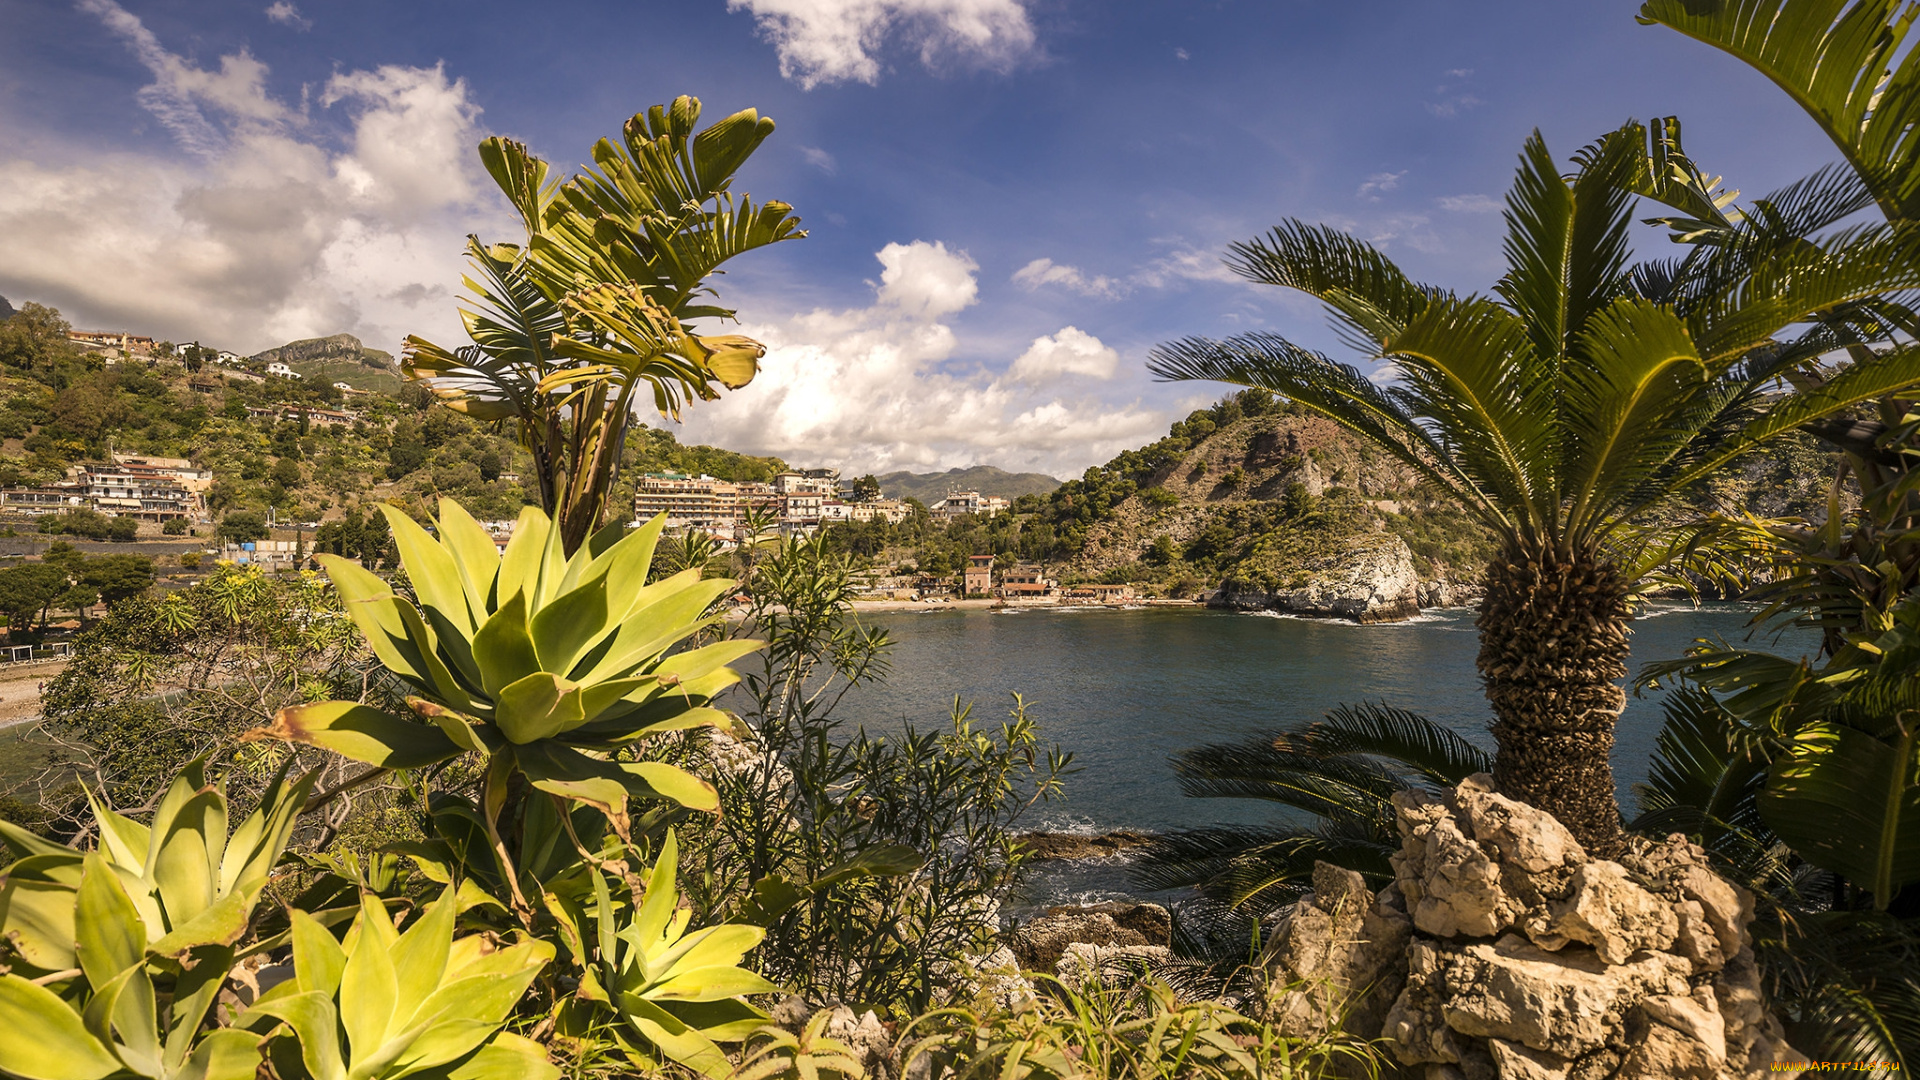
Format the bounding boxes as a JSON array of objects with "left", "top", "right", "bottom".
[
  {"left": 249, "top": 332, "right": 394, "bottom": 371},
  {"left": 1262, "top": 774, "right": 1802, "bottom": 1079},
  {"left": 1209, "top": 532, "right": 1422, "bottom": 623}
]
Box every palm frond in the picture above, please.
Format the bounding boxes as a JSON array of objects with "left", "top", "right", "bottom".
[
  {"left": 1223, "top": 221, "right": 1436, "bottom": 352},
  {"left": 1305, "top": 702, "right": 1491, "bottom": 786},
  {"left": 1146, "top": 333, "right": 1511, "bottom": 530},
  {"left": 1496, "top": 130, "right": 1637, "bottom": 366},
  {"left": 1640, "top": 0, "right": 1920, "bottom": 223}
]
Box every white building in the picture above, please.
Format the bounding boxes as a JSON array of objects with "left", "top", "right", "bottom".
[
  {"left": 934, "top": 490, "right": 1010, "bottom": 519},
  {"left": 265, "top": 362, "right": 301, "bottom": 379}
]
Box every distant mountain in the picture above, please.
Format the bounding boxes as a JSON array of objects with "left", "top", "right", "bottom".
[
  {"left": 250, "top": 333, "right": 400, "bottom": 393},
  {"left": 0, "top": 295, "right": 15, "bottom": 321},
  {"left": 875, "top": 466, "right": 1061, "bottom": 504}
]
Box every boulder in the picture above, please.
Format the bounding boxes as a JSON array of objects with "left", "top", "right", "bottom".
[
  {"left": 1375, "top": 779, "right": 1803, "bottom": 1078},
  {"left": 1209, "top": 535, "right": 1423, "bottom": 623},
  {"left": 1009, "top": 901, "right": 1171, "bottom": 972},
  {"left": 1055, "top": 942, "right": 1172, "bottom": 983},
  {"left": 1544, "top": 861, "right": 1678, "bottom": 964},
  {"left": 1264, "top": 861, "right": 1413, "bottom": 1039}
]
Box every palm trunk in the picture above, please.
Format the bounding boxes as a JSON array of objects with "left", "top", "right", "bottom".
[{"left": 1476, "top": 544, "right": 1630, "bottom": 853}]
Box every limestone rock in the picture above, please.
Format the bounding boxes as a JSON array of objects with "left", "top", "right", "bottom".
[
  {"left": 1210, "top": 535, "right": 1422, "bottom": 623},
  {"left": 821, "top": 1004, "right": 896, "bottom": 1079},
  {"left": 1009, "top": 901, "right": 1171, "bottom": 972},
  {"left": 1392, "top": 789, "right": 1525, "bottom": 938},
  {"left": 1487, "top": 1039, "right": 1572, "bottom": 1080},
  {"left": 1431, "top": 935, "right": 1691, "bottom": 1057},
  {"left": 1670, "top": 899, "right": 1727, "bottom": 974},
  {"left": 1545, "top": 861, "right": 1678, "bottom": 964},
  {"left": 1265, "top": 861, "right": 1413, "bottom": 1039},
  {"left": 1054, "top": 942, "right": 1172, "bottom": 983},
  {"left": 1453, "top": 775, "right": 1585, "bottom": 874}
]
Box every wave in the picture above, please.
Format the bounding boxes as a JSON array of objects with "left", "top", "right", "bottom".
[{"left": 1240, "top": 609, "right": 1467, "bottom": 628}]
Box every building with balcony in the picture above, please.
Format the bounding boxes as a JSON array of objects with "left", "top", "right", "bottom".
[{"left": 934, "top": 490, "right": 1011, "bottom": 519}]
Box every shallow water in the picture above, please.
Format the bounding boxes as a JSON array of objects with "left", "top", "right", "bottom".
[{"left": 840, "top": 603, "right": 1814, "bottom": 836}]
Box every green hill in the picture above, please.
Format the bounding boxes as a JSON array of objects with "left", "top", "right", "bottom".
[
  {"left": 876, "top": 466, "right": 1060, "bottom": 504},
  {"left": 249, "top": 333, "right": 401, "bottom": 394}
]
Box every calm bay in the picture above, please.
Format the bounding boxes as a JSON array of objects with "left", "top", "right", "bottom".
[{"left": 839, "top": 603, "right": 1815, "bottom": 836}]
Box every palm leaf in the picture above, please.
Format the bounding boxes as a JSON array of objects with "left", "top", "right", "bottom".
[
  {"left": 1496, "top": 130, "right": 1637, "bottom": 367},
  {"left": 1639, "top": 0, "right": 1920, "bottom": 222},
  {"left": 1222, "top": 221, "right": 1436, "bottom": 352}
]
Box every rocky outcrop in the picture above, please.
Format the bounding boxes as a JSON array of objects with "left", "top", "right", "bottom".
[
  {"left": 1210, "top": 534, "right": 1422, "bottom": 623},
  {"left": 1015, "top": 830, "right": 1153, "bottom": 860},
  {"left": 1262, "top": 861, "right": 1413, "bottom": 1040},
  {"left": 1369, "top": 775, "right": 1801, "bottom": 1079},
  {"left": 1008, "top": 901, "right": 1172, "bottom": 973},
  {"left": 248, "top": 332, "right": 393, "bottom": 371},
  {"left": 770, "top": 996, "right": 899, "bottom": 1078}
]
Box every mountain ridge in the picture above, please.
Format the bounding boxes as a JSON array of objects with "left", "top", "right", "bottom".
[{"left": 876, "top": 466, "right": 1060, "bottom": 504}]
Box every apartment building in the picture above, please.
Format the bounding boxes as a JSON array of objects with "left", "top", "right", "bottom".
[
  {"left": 934, "top": 490, "right": 1011, "bottom": 519},
  {"left": 850, "top": 499, "right": 910, "bottom": 524},
  {"left": 633, "top": 472, "right": 743, "bottom": 533}
]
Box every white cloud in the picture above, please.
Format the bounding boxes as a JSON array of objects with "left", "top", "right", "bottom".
[
  {"left": 1427, "top": 69, "right": 1482, "bottom": 118},
  {"left": 799, "top": 145, "right": 837, "bottom": 173},
  {"left": 677, "top": 241, "right": 1165, "bottom": 475},
  {"left": 1010, "top": 326, "right": 1118, "bottom": 381},
  {"left": 264, "top": 1, "right": 311, "bottom": 30},
  {"left": 727, "top": 0, "right": 1037, "bottom": 88},
  {"left": 1174, "top": 47, "right": 1190, "bottom": 61},
  {"left": 1011, "top": 257, "right": 1119, "bottom": 298},
  {"left": 1437, "top": 193, "right": 1499, "bottom": 213},
  {"left": 0, "top": 1, "right": 502, "bottom": 355},
  {"left": 1356, "top": 170, "right": 1406, "bottom": 201}
]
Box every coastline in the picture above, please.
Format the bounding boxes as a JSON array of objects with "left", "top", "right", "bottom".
[{"left": 848, "top": 597, "right": 1205, "bottom": 614}]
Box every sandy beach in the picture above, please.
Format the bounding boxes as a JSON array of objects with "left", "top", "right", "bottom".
[{"left": 0, "top": 660, "right": 62, "bottom": 729}]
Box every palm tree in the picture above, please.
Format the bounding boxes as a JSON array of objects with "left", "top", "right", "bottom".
[
  {"left": 1147, "top": 125, "right": 1920, "bottom": 850},
  {"left": 404, "top": 98, "right": 803, "bottom": 554}
]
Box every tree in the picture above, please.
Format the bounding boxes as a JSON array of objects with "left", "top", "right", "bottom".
[
  {"left": 851, "top": 474, "right": 881, "bottom": 502},
  {"left": 1148, "top": 124, "right": 1920, "bottom": 849},
  {"left": 218, "top": 511, "right": 268, "bottom": 545},
  {"left": 0, "top": 563, "right": 67, "bottom": 639},
  {"left": 271, "top": 457, "right": 302, "bottom": 488},
  {"left": 80, "top": 554, "right": 154, "bottom": 606},
  {"left": 403, "top": 96, "right": 803, "bottom": 555},
  {"left": 0, "top": 302, "right": 76, "bottom": 371}
]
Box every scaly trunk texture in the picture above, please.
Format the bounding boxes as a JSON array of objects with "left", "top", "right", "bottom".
[{"left": 1476, "top": 544, "right": 1630, "bottom": 853}]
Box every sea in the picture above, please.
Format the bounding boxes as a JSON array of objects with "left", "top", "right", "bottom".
[{"left": 834, "top": 602, "right": 1818, "bottom": 907}]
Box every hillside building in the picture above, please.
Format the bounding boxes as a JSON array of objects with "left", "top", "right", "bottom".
[
  {"left": 997, "top": 566, "right": 1056, "bottom": 598},
  {"left": 935, "top": 490, "right": 1010, "bottom": 519},
  {"left": 850, "top": 499, "right": 910, "bottom": 524}
]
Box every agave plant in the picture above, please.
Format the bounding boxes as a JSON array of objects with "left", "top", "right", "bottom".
[
  {"left": 250, "top": 500, "right": 760, "bottom": 908},
  {"left": 0, "top": 856, "right": 268, "bottom": 1080},
  {"left": 0, "top": 756, "right": 312, "bottom": 975},
  {"left": 553, "top": 831, "right": 779, "bottom": 1079},
  {"left": 249, "top": 889, "right": 555, "bottom": 1080}
]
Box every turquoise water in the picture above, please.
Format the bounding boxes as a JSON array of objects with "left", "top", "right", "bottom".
[{"left": 839, "top": 603, "right": 1815, "bottom": 836}]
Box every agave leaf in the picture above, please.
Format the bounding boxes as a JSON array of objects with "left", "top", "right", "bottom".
[
  {"left": 528, "top": 574, "right": 611, "bottom": 674},
  {"left": 440, "top": 1032, "right": 558, "bottom": 1080},
  {"left": 256, "top": 702, "right": 462, "bottom": 770},
  {"left": 494, "top": 506, "right": 552, "bottom": 620},
  {"left": 379, "top": 505, "right": 477, "bottom": 634},
  {"left": 291, "top": 909, "right": 348, "bottom": 997},
  {"left": 493, "top": 672, "right": 586, "bottom": 744},
  {"left": 149, "top": 882, "right": 261, "bottom": 957},
  {"left": 470, "top": 592, "right": 541, "bottom": 697},
  {"left": 75, "top": 854, "right": 145, "bottom": 987},
  {"left": 248, "top": 990, "right": 346, "bottom": 1080},
  {"left": 178, "top": 1028, "right": 265, "bottom": 1080},
  {"left": 390, "top": 890, "right": 458, "bottom": 1027},
  {"left": 434, "top": 499, "right": 503, "bottom": 617},
  {"left": 0, "top": 975, "right": 122, "bottom": 1080},
  {"left": 339, "top": 896, "right": 400, "bottom": 1062},
  {"left": 0, "top": 868, "right": 81, "bottom": 971}
]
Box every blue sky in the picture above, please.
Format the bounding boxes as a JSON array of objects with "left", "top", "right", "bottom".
[{"left": 0, "top": 0, "right": 1844, "bottom": 475}]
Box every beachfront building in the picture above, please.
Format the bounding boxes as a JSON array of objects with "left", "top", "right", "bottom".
[
  {"left": 998, "top": 566, "right": 1056, "bottom": 599},
  {"left": 964, "top": 553, "right": 995, "bottom": 596},
  {"left": 1064, "top": 583, "right": 1136, "bottom": 602},
  {"left": 633, "top": 472, "right": 744, "bottom": 534},
  {"left": 934, "top": 490, "right": 1011, "bottom": 519}
]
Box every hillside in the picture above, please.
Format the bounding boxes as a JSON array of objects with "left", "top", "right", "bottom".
[
  {"left": 877, "top": 466, "right": 1060, "bottom": 503},
  {"left": 816, "top": 389, "right": 1839, "bottom": 612},
  {"left": 0, "top": 301, "right": 780, "bottom": 540},
  {"left": 249, "top": 333, "right": 401, "bottom": 394}
]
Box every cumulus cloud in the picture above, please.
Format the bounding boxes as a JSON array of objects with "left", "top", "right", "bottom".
[
  {"left": 0, "top": 0, "right": 502, "bottom": 354},
  {"left": 1356, "top": 170, "right": 1406, "bottom": 201},
  {"left": 727, "top": 0, "right": 1037, "bottom": 88},
  {"left": 1437, "top": 193, "right": 1500, "bottom": 213},
  {"left": 678, "top": 240, "right": 1164, "bottom": 475},
  {"left": 1010, "top": 326, "right": 1118, "bottom": 381},
  {"left": 1011, "top": 257, "right": 1118, "bottom": 298},
  {"left": 264, "top": 1, "right": 311, "bottom": 29}
]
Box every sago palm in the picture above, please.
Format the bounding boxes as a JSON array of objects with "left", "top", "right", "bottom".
[{"left": 1148, "top": 125, "right": 1920, "bottom": 849}]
